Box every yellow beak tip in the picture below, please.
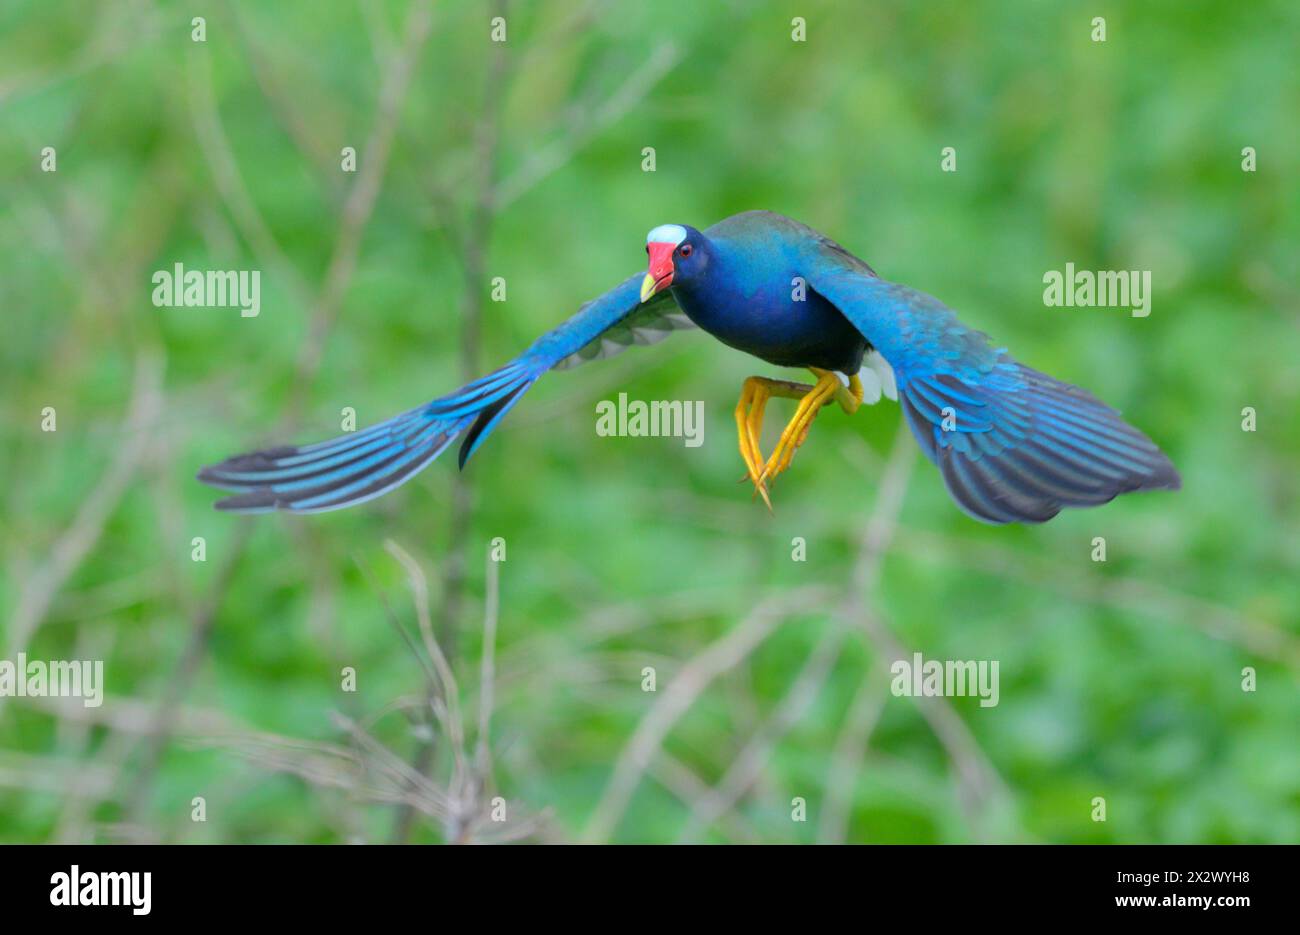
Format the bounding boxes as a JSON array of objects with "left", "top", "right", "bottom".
[{"left": 639, "top": 273, "right": 657, "bottom": 303}]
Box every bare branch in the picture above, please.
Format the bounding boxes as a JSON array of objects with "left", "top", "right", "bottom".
[
  {"left": 816, "top": 667, "right": 888, "bottom": 844},
  {"left": 475, "top": 547, "right": 501, "bottom": 787},
  {"left": 491, "top": 42, "right": 681, "bottom": 210},
  {"left": 650, "top": 754, "right": 758, "bottom": 844},
  {"left": 294, "top": 0, "right": 436, "bottom": 386},
  {"left": 582, "top": 585, "right": 830, "bottom": 843},
  {"left": 675, "top": 625, "right": 850, "bottom": 842},
  {"left": 187, "top": 48, "right": 310, "bottom": 304},
  {"left": 384, "top": 540, "right": 466, "bottom": 770},
  {"left": 4, "top": 352, "right": 163, "bottom": 664}
]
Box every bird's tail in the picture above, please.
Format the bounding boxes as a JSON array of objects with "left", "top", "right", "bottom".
[{"left": 198, "top": 361, "right": 539, "bottom": 513}]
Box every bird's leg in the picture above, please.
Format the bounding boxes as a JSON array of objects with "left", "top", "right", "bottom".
[
  {"left": 760, "top": 370, "right": 839, "bottom": 483},
  {"left": 734, "top": 375, "right": 815, "bottom": 508},
  {"left": 733, "top": 378, "right": 768, "bottom": 506},
  {"left": 760, "top": 369, "right": 864, "bottom": 484},
  {"left": 833, "top": 372, "right": 865, "bottom": 416}
]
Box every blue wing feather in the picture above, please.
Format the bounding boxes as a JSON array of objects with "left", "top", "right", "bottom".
[
  {"left": 199, "top": 276, "right": 683, "bottom": 513},
  {"left": 807, "top": 261, "right": 1180, "bottom": 524}
]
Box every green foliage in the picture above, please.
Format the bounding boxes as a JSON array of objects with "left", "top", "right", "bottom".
[{"left": 0, "top": 0, "right": 1296, "bottom": 843}]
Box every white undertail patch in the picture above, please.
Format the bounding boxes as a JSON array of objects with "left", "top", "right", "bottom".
[{"left": 857, "top": 350, "right": 898, "bottom": 405}]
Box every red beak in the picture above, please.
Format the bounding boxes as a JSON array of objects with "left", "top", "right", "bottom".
[{"left": 641, "top": 241, "right": 676, "bottom": 301}]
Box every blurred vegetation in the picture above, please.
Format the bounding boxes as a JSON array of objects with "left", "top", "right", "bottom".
[{"left": 1, "top": 0, "right": 1296, "bottom": 844}]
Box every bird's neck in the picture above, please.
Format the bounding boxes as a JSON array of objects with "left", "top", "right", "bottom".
[{"left": 670, "top": 249, "right": 736, "bottom": 330}]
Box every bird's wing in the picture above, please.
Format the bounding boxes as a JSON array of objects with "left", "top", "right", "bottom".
[
  {"left": 806, "top": 256, "right": 1180, "bottom": 524},
  {"left": 551, "top": 283, "right": 693, "bottom": 369},
  {"left": 198, "top": 273, "right": 689, "bottom": 513}
]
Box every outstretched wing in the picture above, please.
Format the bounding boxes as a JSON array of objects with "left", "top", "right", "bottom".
[
  {"left": 198, "top": 274, "right": 687, "bottom": 513},
  {"left": 551, "top": 286, "right": 694, "bottom": 370},
  {"left": 806, "top": 256, "right": 1180, "bottom": 525}
]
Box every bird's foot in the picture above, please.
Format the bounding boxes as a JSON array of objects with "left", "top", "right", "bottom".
[
  {"left": 758, "top": 369, "right": 843, "bottom": 486},
  {"left": 733, "top": 375, "right": 814, "bottom": 509}
]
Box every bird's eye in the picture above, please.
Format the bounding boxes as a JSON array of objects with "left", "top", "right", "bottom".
[{"left": 679, "top": 243, "right": 693, "bottom": 257}]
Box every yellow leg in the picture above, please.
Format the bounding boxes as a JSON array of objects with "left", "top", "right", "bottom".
[
  {"left": 733, "top": 369, "right": 866, "bottom": 506},
  {"left": 836, "top": 373, "right": 865, "bottom": 415},
  {"left": 760, "top": 371, "right": 836, "bottom": 483},
  {"left": 733, "top": 378, "right": 768, "bottom": 507},
  {"left": 733, "top": 376, "right": 814, "bottom": 508},
  {"left": 760, "top": 368, "right": 866, "bottom": 485}
]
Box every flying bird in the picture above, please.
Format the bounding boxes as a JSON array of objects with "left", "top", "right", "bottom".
[{"left": 198, "top": 210, "right": 1180, "bottom": 523}]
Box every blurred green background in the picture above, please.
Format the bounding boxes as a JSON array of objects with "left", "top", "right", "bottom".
[{"left": 1, "top": 0, "right": 1297, "bottom": 844}]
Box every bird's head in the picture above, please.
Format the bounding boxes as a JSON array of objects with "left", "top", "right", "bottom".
[{"left": 641, "top": 223, "right": 707, "bottom": 302}]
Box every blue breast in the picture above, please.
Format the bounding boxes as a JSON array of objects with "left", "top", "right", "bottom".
[{"left": 671, "top": 233, "right": 867, "bottom": 373}]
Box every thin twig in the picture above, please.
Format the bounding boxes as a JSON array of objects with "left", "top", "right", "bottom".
[
  {"left": 475, "top": 548, "right": 501, "bottom": 786},
  {"left": 435, "top": 0, "right": 510, "bottom": 664},
  {"left": 839, "top": 422, "right": 1011, "bottom": 841},
  {"left": 123, "top": 0, "right": 437, "bottom": 823},
  {"left": 675, "top": 421, "right": 914, "bottom": 842},
  {"left": 675, "top": 625, "right": 850, "bottom": 842},
  {"left": 226, "top": 0, "right": 344, "bottom": 201},
  {"left": 293, "top": 0, "right": 436, "bottom": 394},
  {"left": 650, "top": 754, "right": 759, "bottom": 844},
  {"left": 4, "top": 352, "right": 163, "bottom": 666},
  {"left": 894, "top": 526, "right": 1300, "bottom": 672},
  {"left": 581, "top": 585, "right": 830, "bottom": 843},
  {"left": 816, "top": 666, "right": 888, "bottom": 844},
  {"left": 392, "top": 0, "right": 509, "bottom": 842},
  {"left": 120, "top": 519, "right": 254, "bottom": 824},
  {"left": 187, "top": 47, "right": 310, "bottom": 305},
  {"left": 492, "top": 42, "right": 681, "bottom": 210},
  {"left": 384, "top": 541, "right": 466, "bottom": 768}
]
